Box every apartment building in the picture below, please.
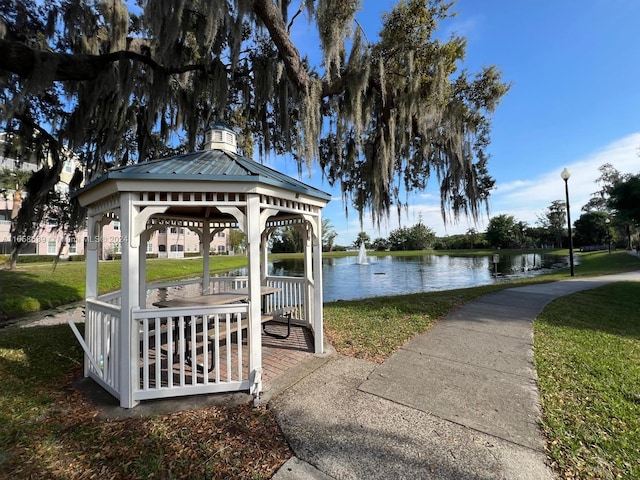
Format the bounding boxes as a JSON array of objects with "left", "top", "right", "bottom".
[{"left": 0, "top": 133, "right": 230, "bottom": 258}]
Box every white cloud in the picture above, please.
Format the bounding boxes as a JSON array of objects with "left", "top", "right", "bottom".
[
  {"left": 494, "top": 179, "right": 535, "bottom": 194},
  {"left": 490, "top": 132, "right": 640, "bottom": 228},
  {"left": 439, "top": 15, "right": 480, "bottom": 42},
  {"left": 311, "top": 133, "right": 640, "bottom": 245},
  {"left": 415, "top": 191, "right": 439, "bottom": 201}
]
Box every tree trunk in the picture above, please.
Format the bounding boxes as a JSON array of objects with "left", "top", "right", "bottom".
[
  {"left": 8, "top": 189, "right": 23, "bottom": 270},
  {"left": 625, "top": 224, "right": 631, "bottom": 250},
  {"left": 11, "top": 189, "right": 21, "bottom": 220}
]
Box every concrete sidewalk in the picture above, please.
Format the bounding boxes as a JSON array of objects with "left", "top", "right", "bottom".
[{"left": 270, "top": 271, "right": 640, "bottom": 479}]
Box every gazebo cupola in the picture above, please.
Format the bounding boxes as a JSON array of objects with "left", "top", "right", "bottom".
[
  {"left": 204, "top": 122, "right": 238, "bottom": 153},
  {"left": 72, "top": 128, "right": 331, "bottom": 408}
]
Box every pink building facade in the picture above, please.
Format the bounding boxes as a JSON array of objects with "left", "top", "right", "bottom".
[{"left": 0, "top": 134, "right": 231, "bottom": 258}]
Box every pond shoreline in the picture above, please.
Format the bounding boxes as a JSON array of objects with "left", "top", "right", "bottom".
[{"left": 271, "top": 252, "right": 573, "bottom": 302}]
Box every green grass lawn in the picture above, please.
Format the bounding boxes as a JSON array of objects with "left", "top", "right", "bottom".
[
  {"left": 324, "top": 284, "right": 503, "bottom": 362},
  {"left": 0, "top": 324, "right": 288, "bottom": 479},
  {"left": 535, "top": 282, "right": 640, "bottom": 479}
]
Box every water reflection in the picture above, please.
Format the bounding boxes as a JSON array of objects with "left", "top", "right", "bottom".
[{"left": 269, "top": 253, "right": 573, "bottom": 302}]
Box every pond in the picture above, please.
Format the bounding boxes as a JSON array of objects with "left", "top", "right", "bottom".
[{"left": 267, "top": 252, "right": 573, "bottom": 302}]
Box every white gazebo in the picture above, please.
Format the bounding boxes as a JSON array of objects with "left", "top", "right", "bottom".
[{"left": 71, "top": 124, "right": 331, "bottom": 408}]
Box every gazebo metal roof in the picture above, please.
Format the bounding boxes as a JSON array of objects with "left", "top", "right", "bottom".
[{"left": 79, "top": 149, "right": 331, "bottom": 201}]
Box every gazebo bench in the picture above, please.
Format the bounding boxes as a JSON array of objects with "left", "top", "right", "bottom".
[
  {"left": 189, "top": 307, "right": 295, "bottom": 372},
  {"left": 198, "top": 306, "right": 295, "bottom": 343},
  {"left": 152, "top": 305, "right": 295, "bottom": 348},
  {"left": 261, "top": 306, "right": 295, "bottom": 339},
  {"left": 192, "top": 305, "right": 295, "bottom": 343}
]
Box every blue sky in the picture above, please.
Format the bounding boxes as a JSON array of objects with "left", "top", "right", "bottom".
[{"left": 264, "top": 0, "right": 640, "bottom": 246}]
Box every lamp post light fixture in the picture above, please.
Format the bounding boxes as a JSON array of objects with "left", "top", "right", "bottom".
[{"left": 560, "top": 168, "right": 575, "bottom": 276}]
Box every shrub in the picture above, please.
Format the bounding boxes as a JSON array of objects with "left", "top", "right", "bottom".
[
  {"left": 17, "top": 255, "right": 56, "bottom": 264},
  {"left": 0, "top": 295, "right": 41, "bottom": 317}
]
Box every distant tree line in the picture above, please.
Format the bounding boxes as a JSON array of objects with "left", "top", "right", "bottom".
[
  {"left": 271, "top": 163, "right": 640, "bottom": 253},
  {"left": 451, "top": 163, "right": 640, "bottom": 251},
  {"left": 272, "top": 221, "right": 438, "bottom": 253}
]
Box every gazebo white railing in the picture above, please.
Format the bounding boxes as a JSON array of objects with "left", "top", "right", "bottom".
[
  {"left": 264, "top": 275, "right": 306, "bottom": 321},
  {"left": 83, "top": 298, "right": 121, "bottom": 397},
  {"left": 79, "top": 275, "right": 308, "bottom": 403},
  {"left": 133, "top": 303, "right": 252, "bottom": 401}
]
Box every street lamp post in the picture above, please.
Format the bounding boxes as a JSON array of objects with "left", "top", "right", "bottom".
[
  {"left": 605, "top": 218, "right": 611, "bottom": 254},
  {"left": 560, "top": 168, "right": 575, "bottom": 276}
]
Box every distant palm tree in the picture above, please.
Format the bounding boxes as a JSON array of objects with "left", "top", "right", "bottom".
[
  {"left": 466, "top": 228, "right": 478, "bottom": 249},
  {"left": 0, "top": 167, "right": 32, "bottom": 221},
  {"left": 322, "top": 218, "right": 337, "bottom": 252},
  {"left": 0, "top": 167, "right": 34, "bottom": 268},
  {"left": 355, "top": 231, "right": 370, "bottom": 248}
]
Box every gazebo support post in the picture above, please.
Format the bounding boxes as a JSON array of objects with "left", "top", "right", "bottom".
[
  {"left": 85, "top": 215, "right": 99, "bottom": 301},
  {"left": 138, "top": 230, "right": 149, "bottom": 307},
  {"left": 303, "top": 225, "right": 313, "bottom": 327},
  {"left": 119, "top": 193, "right": 140, "bottom": 408},
  {"left": 312, "top": 217, "right": 324, "bottom": 353},
  {"left": 246, "top": 194, "right": 263, "bottom": 395},
  {"left": 202, "top": 223, "right": 211, "bottom": 293},
  {"left": 260, "top": 232, "right": 269, "bottom": 286},
  {"left": 84, "top": 215, "right": 100, "bottom": 378}
]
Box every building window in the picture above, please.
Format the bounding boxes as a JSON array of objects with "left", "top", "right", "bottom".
[
  {"left": 217, "top": 245, "right": 226, "bottom": 253},
  {"left": 113, "top": 220, "right": 120, "bottom": 231},
  {"left": 112, "top": 242, "right": 120, "bottom": 254},
  {"left": 47, "top": 240, "right": 57, "bottom": 255},
  {"left": 147, "top": 242, "right": 153, "bottom": 253},
  {"left": 170, "top": 244, "right": 184, "bottom": 252},
  {"left": 69, "top": 237, "right": 77, "bottom": 254}
]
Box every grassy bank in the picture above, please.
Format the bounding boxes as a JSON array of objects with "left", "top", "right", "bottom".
[
  {"left": 535, "top": 282, "right": 640, "bottom": 479},
  {"left": 323, "top": 250, "right": 640, "bottom": 362}
]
